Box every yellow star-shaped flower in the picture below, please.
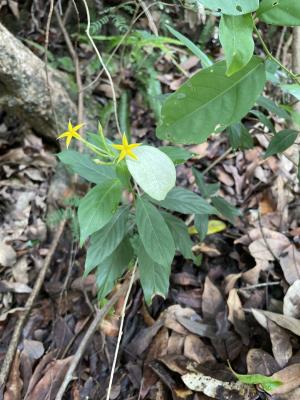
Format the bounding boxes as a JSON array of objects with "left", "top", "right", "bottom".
[
  {"left": 112, "top": 133, "right": 141, "bottom": 162},
  {"left": 57, "top": 120, "right": 84, "bottom": 148}
]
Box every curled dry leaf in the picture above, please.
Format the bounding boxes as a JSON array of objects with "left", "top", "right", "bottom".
[
  {"left": 246, "top": 348, "right": 279, "bottom": 376},
  {"left": 184, "top": 334, "right": 216, "bottom": 365},
  {"left": 252, "top": 309, "right": 300, "bottom": 337},
  {"left": 227, "top": 289, "right": 249, "bottom": 345},
  {"left": 25, "top": 356, "right": 74, "bottom": 400},
  {"left": 283, "top": 280, "right": 300, "bottom": 318},
  {"left": 4, "top": 351, "right": 22, "bottom": 400},
  {"left": 279, "top": 245, "right": 300, "bottom": 285},
  {"left": 202, "top": 277, "right": 224, "bottom": 320},
  {"left": 0, "top": 241, "right": 16, "bottom": 267},
  {"left": 267, "top": 319, "right": 292, "bottom": 368}
]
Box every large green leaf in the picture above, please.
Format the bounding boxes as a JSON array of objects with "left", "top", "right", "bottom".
[
  {"left": 135, "top": 198, "right": 175, "bottom": 267},
  {"left": 126, "top": 146, "right": 176, "bottom": 201},
  {"left": 219, "top": 14, "right": 254, "bottom": 76},
  {"left": 157, "top": 56, "right": 266, "bottom": 144},
  {"left": 85, "top": 206, "right": 129, "bottom": 274},
  {"left": 135, "top": 237, "right": 170, "bottom": 305},
  {"left": 78, "top": 179, "right": 122, "bottom": 244},
  {"left": 153, "top": 187, "right": 217, "bottom": 215},
  {"left": 162, "top": 211, "right": 195, "bottom": 260},
  {"left": 257, "top": 0, "right": 300, "bottom": 26},
  {"left": 57, "top": 150, "right": 116, "bottom": 184},
  {"left": 211, "top": 196, "right": 242, "bottom": 224},
  {"left": 196, "top": 0, "right": 259, "bottom": 15},
  {"left": 96, "top": 237, "right": 133, "bottom": 300},
  {"left": 264, "top": 129, "right": 298, "bottom": 158}
]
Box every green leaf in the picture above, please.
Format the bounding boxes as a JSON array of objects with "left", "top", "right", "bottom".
[
  {"left": 219, "top": 14, "right": 254, "bottom": 76},
  {"left": 157, "top": 56, "right": 266, "bottom": 144},
  {"left": 192, "top": 168, "right": 220, "bottom": 198},
  {"left": 166, "top": 25, "right": 212, "bottom": 68},
  {"left": 257, "top": 0, "right": 300, "bottom": 26},
  {"left": 211, "top": 196, "right": 242, "bottom": 224},
  {"left": 85, "top": 206, "right": 129, "bottom": 274},
  {"left": 126, "top": 146, "right": 176, "bottom": 201},
  {"left": 195, "top": 214, "right": 209, "bottom": 242},
  {"left": 264, "top": 129, "right": 298, "bottom": 158},
  {"left": 227, "top": 123, "right": 254, "bottom": 150},
  {"left": 159, "top": 146, "right": 192, "bottom": 165},
  {"left": 153, "top": 187, "right": 217, "bottom": 215},
  {"left": 116, "top": 161, "right": 132, "bottom": 190},
  {"left": 134, "top": 237, "right": 170, "bottom": 305},
  {"left": 281, "top": 83, "right": 300, "bottom": 100},
  {"left": 58, "top": 150, "right": 116, "bottom": 184},
  {"left": 145, "top": 73, "right": 162, "bottom": 121},
  {"left": 119, "top": 91, "right": 131, "bottom": 141},
  {"left": 78, "top": 179, "right": 122, "bottom": 244},
  {"left": 229, "top": 364, "right": 282, "bottom": 392},
  {"left": 135, "top": 198, "right": 175, "bottom": 267},
  {"left": 96, "top": 237, "right": 133, "bottom": 301},
  {"left": 256, "top": 96, "right": 290, "bottom": 119},
  {"left": 162, "top": 211, "right": 195, "bottom": 260},
  {"left": 250, "top": 110, "right": 275, "bottom": 133},
  {"left": 196, "top": 0, "right": 259, "bottom": 15}
]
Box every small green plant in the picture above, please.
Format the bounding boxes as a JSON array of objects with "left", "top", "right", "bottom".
[{"left": 57, "top": 122, "right": 239, "bottom": 303}]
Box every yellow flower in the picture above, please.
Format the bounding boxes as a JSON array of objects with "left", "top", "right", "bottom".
[
  {"left": 112, "top": 133, "right": 141, "bottom": 162},
  {"left": 57, "top": 120, "right": 84, "bottom": 148}
]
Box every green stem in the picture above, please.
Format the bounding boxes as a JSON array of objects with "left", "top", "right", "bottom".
[{"left": 253, "top": 23, "right": 300, "bottom": 85}]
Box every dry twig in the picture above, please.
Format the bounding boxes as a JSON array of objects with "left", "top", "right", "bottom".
[
  {"left": 0, "top": 220, "right": 66, "bottom": 390},
  {"left": 105, "top": 262, "right": 137, "bottom": 400},
  {"left": 55, "top": 272, "right": 137, "bottom": 400}
]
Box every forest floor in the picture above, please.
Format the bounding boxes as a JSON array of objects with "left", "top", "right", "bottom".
[{"left": 0, "top": 2, "right": 300, "bottom": 400}]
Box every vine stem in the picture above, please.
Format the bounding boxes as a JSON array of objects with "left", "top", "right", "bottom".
[
  {"left": 81, "top": 0, "right": 122, "bottom": 137},
  {"left": 253, "top": 23, "right": 300, "bottom": 85},
  {"left": 105, "top": 261, "right": 137, "bottom": 400}
]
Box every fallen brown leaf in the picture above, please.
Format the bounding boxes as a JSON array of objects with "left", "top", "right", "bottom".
[
  {"left": 227, "top": 289, "right": 249, "bottom": 345},
  {"left": 246, "top": 348, "right": 279, "bottom": 375},
  {"left": 270, "top": 364, "right": 300, "bottom": 395},
  {"left": 283, "top": 280, "right": 300, "bottom": 318},
  {"left": 4, "top": 351, "right": 22, "bottom": 400}
]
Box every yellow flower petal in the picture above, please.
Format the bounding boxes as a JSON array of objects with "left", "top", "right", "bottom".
[
  {"left": 127, "top": 150, "right": 138, "bottom": 160},
  {"left": 122, "top": 133, "right": 129, "bottom": 147},
  {"left": 73, "top": 123, "right": 85, "bottom": 132},
  {"left": 112, "top": 143, "right": 124, "bottom": 150},
  {"left": 68, "top": 120, "right": 73, "bottom": 131},
  {"left": 66, "top": 135, "right": 72, "bottom": 148},
  {"left": 118, "top": 149, "right": 127, "bottom": 162},
  {"left": 128, "top": 143, "right": 141, "bottom": 150},
  {"left": 57, "top": 131, "right": 69, "bottom": 139}
]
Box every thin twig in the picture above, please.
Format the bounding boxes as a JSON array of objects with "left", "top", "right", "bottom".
[
  {"left": 202, "top": 146, "right": 233, "bottom": 176},
  {"left": 55, "top": 273, "right": 136, "bottom": 400},
  {"left": 82, "top": 4, "right": 140, "bottom": 93},
  {"left": 54, "top": 6, "right": 84, "bottom": 136},
  {"left": 105, "top": 261, "right": 137, "bottom": 400},
  {"left": 253, "top": 22, "right": 300, "bottom": 85},
  {"left": 81, "top": 0, "right": 122, "bottom": 136},
  {"left": 0, "top": 220, "right": 66, "bottom": 389},
  {"left": 238, "top": 282, "right": 280, "bottom": 291},
  {"left": 44, "top": 0, "right": 59, "bottom": 133}
]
